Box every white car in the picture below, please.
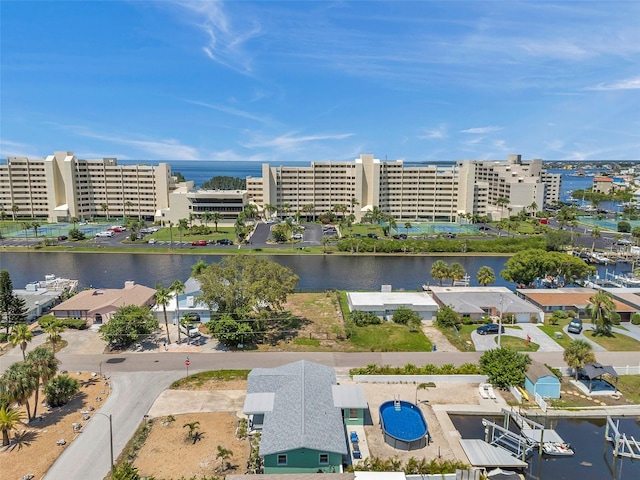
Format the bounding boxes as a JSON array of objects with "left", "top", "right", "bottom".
[
  {"left": 292, "top": 233, "right": 303, "bottom": 240},
  {"left": 179, "top": 323, "right": 201, "bottom": 338},
  {"left": 148, "top": 238, "right": 157, "bottom": 244},
  {"left": 96, "top": 231, "right": 114, "bottom": 237}
]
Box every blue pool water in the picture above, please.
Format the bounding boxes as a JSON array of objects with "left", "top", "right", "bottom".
[{"left": 379, "top": 400, "right": 427, "bottom": 442}]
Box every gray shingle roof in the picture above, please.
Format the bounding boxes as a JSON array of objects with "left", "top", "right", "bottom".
[{"left": 247, "top": 360, "right": 348, "bottom": 456}]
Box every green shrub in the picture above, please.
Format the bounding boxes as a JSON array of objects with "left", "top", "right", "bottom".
[
  {"left": 61, "top": 318, "right": 88, "bottom": 329},
  {"left": 348, "top": 310, "right": 382, "bottom": 326},
  {"left": 392, "top": 306, "right": 421, "bottom": 327},
  {"left": 0, "top": 332, "right": 8, "bottom": 342},
  {"left": 44, "top": 374, "right": 80, "bottom": 407},
  {"left": 618, "top": 221, "right": 631, "bottom": 233},
  {"left": 461, "top": 316, "right": 474, "bottom": 325},
  {"left": 632, "top": 313, "right": 640, "bottom": 326}
]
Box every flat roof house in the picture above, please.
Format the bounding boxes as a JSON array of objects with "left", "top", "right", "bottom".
[
  {"left": 346, "top": 291, "right": 439, "bottom": 320},
  {"left": 429, "top": 286, "right": 543, "bottom": 323},
  {"left": 242, "top": 361, "right": 366, "bottom": 473},
  {"left": 51, "top": 281, "right": 156, "bottom": 326}
]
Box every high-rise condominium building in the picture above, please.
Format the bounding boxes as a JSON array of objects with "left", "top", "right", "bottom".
[
  {"left": 0, "top": 151, "right": 173, "bottom": 222},
  {"left": 248, "top": 154, "right": 560, "bottom": 221}
]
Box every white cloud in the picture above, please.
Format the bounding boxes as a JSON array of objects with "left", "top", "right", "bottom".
[
  {"left": 185, "top": 99, "right": 273, "bottom": 124},
  {"left": 586, "top": 77, "right": 640, "bottom": 91},
  {"left": 460, "top": 126, "right": 503, "bottom": 134},
  {"left": 243, "top": 131, "right": 354, "bottom": 152},
  {"left": 205, "top": 149, "right": 268, "bottom": 162},
  {"left": 417, "top": 125, "right": 447, "bottom": 140},
  {"left": 170, "top": 0, "right": 261, "bottom": 74},
  {"left": 0, "top": 139, "right": 42, "bottom": 159}
]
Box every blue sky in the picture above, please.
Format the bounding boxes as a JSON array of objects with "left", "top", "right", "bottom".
[{"left": 1, "top": 1, "right": 639, "bottom": 163}]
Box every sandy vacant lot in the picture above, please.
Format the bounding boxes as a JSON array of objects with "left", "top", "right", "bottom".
[{"left": 0, "top": 372, "right": 111, "bottom": 480}]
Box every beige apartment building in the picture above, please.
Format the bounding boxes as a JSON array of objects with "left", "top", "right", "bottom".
[
  {"left": 248, "top": 154, "right": 560, "bottom": 221},
  {"left": 0, "top": 151, "right": 173, "bottom": 222}
]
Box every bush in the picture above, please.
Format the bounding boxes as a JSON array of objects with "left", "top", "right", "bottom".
[
  {"left": 548, "top": 310, "right": 569, "bottom": 325},
  {"left": 461, "top": 316, "right": 475, "bottom": 325},
  {"left": 618, "top": 221, "right": 631, "bottom": 233},
  {"left": 632, "top": 313, "right": 640, "bottom": 325},
  {"left": 44, "top": 374, "right": 80, "bottom": 407},
  {"left": 392, "top": 306, "right": 421, "bottom": 328},
  {"left": 348, "top": 310, "right": 382, "bottom": 326},
  {"left": 0, "top": 332, "right": 8, "bottom": 342},
  {"left": 435, "top": 305, "right": 459, "bottom": 328}
]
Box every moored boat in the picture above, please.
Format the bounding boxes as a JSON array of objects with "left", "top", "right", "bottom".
[{"left": 542, "top": 441, "right": 574, "bottom": 456}]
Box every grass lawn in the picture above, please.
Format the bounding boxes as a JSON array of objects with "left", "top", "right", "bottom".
[
  {"left": 170, "top": 369, "right": 250, "bottom": 389},
  {"left": 539, "top": 320, "right": 576, "bottom": 349},
  {"left": 617, "top": 375, "right": 640, "bottom": 404},
  {"left": 551, "top": 375, "right": 640, "bottom": 408},
  {"left": 349, "top": 323, "right": 432, "bottom": 351},
  {"left": 438, "top": 324, "right": 476, "bottom": 351},
  {"left": 152, "top": 226, "right": 236, "bottom": 242},
  {"left": 500, "top": 336, "right": 540, "bottom": 352},
  {"left": 584, "top": 330, "right": 640, "bottom": 351}
]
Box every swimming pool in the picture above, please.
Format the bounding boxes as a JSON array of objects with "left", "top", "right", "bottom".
[{"left": 379, "top": 400, "right": 428, "bottom": 450}]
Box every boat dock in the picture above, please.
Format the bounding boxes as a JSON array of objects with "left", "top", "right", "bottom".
[
  {"left": 605, "top": 415, "right": 640, "bottom": 459},
  {"left": 502, "top": 408, "right": 573, "bottom": 456},
  {"left": 459, "top": 439, "right": 528, "bottom": 469}
]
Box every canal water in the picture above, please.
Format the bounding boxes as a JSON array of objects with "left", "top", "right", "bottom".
[
  {"left": 0, "top": 252, "right": 629, "bottom": 291},
  {"left": 450, "top": 415, "right": 640, "bottom": 480}
]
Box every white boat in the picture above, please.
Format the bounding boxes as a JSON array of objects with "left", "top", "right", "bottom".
[{"left": 542, "top": 441, "right": 574, "bottom": 456}]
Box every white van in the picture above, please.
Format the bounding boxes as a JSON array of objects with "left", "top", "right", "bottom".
[
  {"left": 180, "top": 323, "right": 201, "bottom": 338},
  {"left": 96, "top": 231, "right": 114, "bottom": 237}
]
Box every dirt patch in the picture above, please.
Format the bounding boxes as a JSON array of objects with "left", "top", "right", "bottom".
[
  {"left": 174, "top": 378, "right": 248, "bottom": 391},
  {"left": 0, "top": 372, "right": 111, "bottom": 480},
  {"left": 133, "top": 412, "right": 250, "bottom": 479}
]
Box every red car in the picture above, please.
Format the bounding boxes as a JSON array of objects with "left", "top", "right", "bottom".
[
  {"left": 191, "top": 240, "right": 207, "bottom": 246},
  {"left": 107, "top": 227, "right": 123, "bottom": 232}
]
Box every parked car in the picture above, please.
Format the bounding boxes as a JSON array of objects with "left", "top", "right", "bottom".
[
  {"left": 148, "top": 238, "right": 157, "bottom": 244},
  {"left": 476, "top": 323, "right": 505, "bottom": 335},
  {"left": 292, "top": 233, "right": 303, "bottom": 240},
  {"left": 567, "top": 319, "right": 583, "bottom": 334},
  {"left": 179, "top": 322, "right": 201, "bottom": 338},
  {"left": 479, "top": 226, "right": 491, "bottom": 231},
  {"left": 107, "top": 227, "right": 123, "bottom": 233},
  {"left": 57, "top": 235, "right": 68, "bottom": 241},
  {"left": 392, "top": 234, "right": 408, "bottom": 240},
  {"left": 191, "top": 240, "right": 207, "bottom": 246},
  {"left": 96, "top": 231, "right": 114, "bottom": 237},
  {"left": 216, "top": 239, "right": 233, "bottom": 245},
  {"left": 367, "top": 233, "right": 379, "bottom": 239}
]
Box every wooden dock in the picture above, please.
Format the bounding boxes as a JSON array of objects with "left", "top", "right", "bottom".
[{"left": 605, "top": 416, "right": 640, "bottom": 460}]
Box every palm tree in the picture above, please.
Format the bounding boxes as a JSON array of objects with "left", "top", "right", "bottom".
[
  {"left": 586, "top": 290, "right": 618, "bottom": 336},
  {"left": 211, "top": 212, "right": 222, "bottom": 232},
  {"left": 0, "top": 362, "right": 37, "bottom": 421},
  {"left": 404, "top": 222, "right": 412, "bottom": 236},
  {"left": 101, "top": 203, "right": 109, "bottom": 220},
  {"left": 244, "top": 204, "right": 258, "bottom": 222},
  {"left": 188, "top": 213, "right": 196, "bottom": 228},
  {"left": 449, "top": 262, "right": 465, "bottom": 286},
  {"left": 476, "top": 266, "right": 496, "bottom": 286},
  {"left": 590, "top": 226, "right": 601, "bottom": 252},
  {"left": 124, "top": 201, "right": 133, "bottom": 221},
  {"left": 496, "top": 197, "right": 509, "bottom": 218},
  {"left": 178, "top": 218, "right": 188, "bottom": 247},
  {"left": 0, "top": 405, "right": 26, "bottom": 446},
  {"left": 263, "top": 203, "right": 277, "bottom": 221},
  {"left": 44, "top": 319, "right": 65, "bottom": 354},
  {"left": 170, "top": 280, "right": 186, "bottom": 345},
  {"left": 216, "top": 445, "right": 233, "bottom": 472},
  {"left": 301, "top": 203, "right": 315, "bottom": 222},
  {"left": 321, "top": 235, "right": 331, "bottom": 254},
  {"left": 430, "top": 260, "right": 449, "bottom": 287},
  {"left": 155, "top": 284, "right": 173, "bottom": 344},
  {"left": 9, "top": 323, "right": 32, "bottom": 360},
  {"left": 201, "top": 211, "right": 213, "bottom": 228},
  {"left": 11, "top": 203, "right": 19, "bottom": 221},
  {"left": 183, "top": 421, "right": 200, "bottom": 439},
  {"left": 31, "top": 222, "right": 40, "bottom": 238},
  {"left": 564, "top": 339, "right": 596, "bottom": 380},
  {"left": 26, "top": 346, "right": 59, "bottom": 418},
  {"left": 168, "top": 221, "right": 174, "bottom": 249},
  {"left": 350, "top": 197, "right": 359, "bottom": 216}
]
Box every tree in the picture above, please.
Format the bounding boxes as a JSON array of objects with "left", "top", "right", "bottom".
[
  {"left": 11, "top": 203, "right": 19, "bottom": 221},
  {"left": 25, "top": 346, "right": 59, "bottom": 418},
  {"left": 430, "top": 260, "right": 449, "bottom": 287},
  {"left": 564, "top": 340, "right": 596, "bottom": 380},
  {"left": 479, "top": 347, "right": 531, "bottom": 389},
  {"left": 586, "top": 290, "right": 618, "bottom": 336},
  {"left": 0, "top": 405, "right": 26, "bottom": 447},
  {"left": 435, "top": 305, "right": 458, "bottom": 328},
  {"left": 44, "top": 318, "right": 65, "bottom": 354},
  {"left": 99, "top": 305, "right": 159, "bottom": 349},
  {"left": 124, "top": 200, "right": 133, "bottom": 220},
  {"left": 211, "top": 211, "right": 222, "bottom": 232},
  {"left": 178, "top": 218, "right": 188, "bottom": 247},
  {"left": 448, "top": 263, "right": 465, "bottom": 286},
  {"left": 321, "top": 235, "right": 331, "bottom": 254},
  {"left": 43, "top": 374, "right": 79, "bottom": 407},
  {"left": 501, "top": 249, "right": 547, "bottom": 286},
  {"left": 183, "top": 421, "right": 200, "bottom": 439},
  {"left": 496, "top": 197, "right": 509, "bottom": 218},
  {"left": 9, "top": 323, "right": 32, "bottom": 360},
  {"left": 196, "top": 256, "right": 299, "bottom": 316},
  {"left": 171, "top": 280, "right": 186, "bottom": 345},
  {"left": 529, "top": 201, "right": 538, "bottom": 217},
  {"left": 591, "top": 226, "right": 602, "bottom": 252},
  {"left": 263, "top": 203, "right": 277, "bottom": 221},
  {"left": 0, "top": 362, "right": 37, "bottom": 421},
  {"left": 545, "top": 229, "right": 572, "bottom": 251},
  {"left": 0, "top": 270, "right": 14, "bottom": 334},
  {"left": 155, "top": 284, "right": 173, "bottom": 344},
  {"left": 618, "top": 221, "right": 631, "bottom": 233},
  {"left": 201, "top": 211, "right": 212, "bottom": 227},
  {"left": 111, "top": 461, "right": 141, "bottom": 480},
  {"left": 477, "top": 266, "right": 495, "bottom": 286},
  {"left": 392, "top": 306, "right": 421, "bottom": 328},
  {"left": 216, "top": 445, "right": 234, "bottom": 472},
  {"left": 208, "top": 315, "right": 254, "bottom": 347},
  {"left": 101, "top": 203, "right": 109, "bottom": 220},
  {"left": 200, "top": 176, "right": 245, "bottom": 190}
]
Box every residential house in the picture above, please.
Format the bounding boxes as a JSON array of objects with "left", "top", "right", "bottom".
[
  {"left": 151, "top": 277, "right": 213, "bottom": 324},
  {"left": 346, "top": 291, "right": 439, "bottom": 321},
  {"left": 242, "top": 360, "right": 366, "bottom": 473},
  {"left": 51, "top": 281, "right": 156, "bottom": 326}
]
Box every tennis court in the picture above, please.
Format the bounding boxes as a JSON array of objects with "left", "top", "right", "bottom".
[
  {"left": 579, "top": 217, "right": 640, "bottom": 231},
  {"left": 3, "top": 222, "right": 113, "bottom": 238},
  {"left": 387, "top": 221, "right": 479, "bottom": 236}
]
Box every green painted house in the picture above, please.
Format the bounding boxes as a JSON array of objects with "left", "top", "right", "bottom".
[{"left": 243, "top": 360, "right": 367, "bottom": 474}]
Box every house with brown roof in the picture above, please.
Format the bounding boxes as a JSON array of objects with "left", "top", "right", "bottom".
[
  {"left": 592, "top": 176, "right": 614, "bottom": 194},
  {"left": 517, "top": 287, "right": 638, "bottom": 322},
  {"left": 51, "top": 281, "right": 156, "bottom": 326}
]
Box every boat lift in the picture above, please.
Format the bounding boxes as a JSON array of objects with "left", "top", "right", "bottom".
[
  {"left": 482, "top": 418, "right": 535, "bottom": 461},
  {"left": 605, "top": 416, "right": 640, "bottom": 460}
]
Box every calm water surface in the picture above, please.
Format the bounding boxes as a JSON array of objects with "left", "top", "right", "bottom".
[{"left": 451, "top": 415, "right": 640, "bottom": 480}]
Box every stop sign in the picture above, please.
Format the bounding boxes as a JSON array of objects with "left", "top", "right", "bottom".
[{"left": 185, "top": 360, "right": 191, "bottom": 366}]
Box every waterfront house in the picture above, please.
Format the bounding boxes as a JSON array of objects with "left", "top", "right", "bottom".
[
  {"left": 151, "top": 277, "right": 213, "bottom": 324},
  {"left": 525, "top": 362, "right": 561, "bottom": 399},
  {"left": 51, "top": 281, "right": 156, "bottom": 326},
  {"left": 429, "top": 286, "right": 543, "bottom": 323},
  {"left": 517, "top": 288, "right": 637, "bottom": 322},
  {"left": 346, "top": 290, "right": 439, "bottom": 321},
  {"left": 242, "top": 360, "right": 366, "bottom": 473}
]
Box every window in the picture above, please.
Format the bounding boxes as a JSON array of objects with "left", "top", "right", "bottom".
[
  {"left": 348, "top": 408, "right": 358, "bottom": 420},
  {"left": 319, "top": 453, "right": 329, "bottom": 465},
  {"left": 277, "top": 454, "right": 287, "bottom": 466}
]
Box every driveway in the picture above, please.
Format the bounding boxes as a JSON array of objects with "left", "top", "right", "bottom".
[
  {"left": 472, "top": 324, "right": 564, "bottom": 352},
  {"left": 147, "top": 389, "right": 245, "bottom": 417}
]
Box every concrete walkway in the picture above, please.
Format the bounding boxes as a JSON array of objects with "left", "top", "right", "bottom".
[{"left": 147, "top": 389, "right": 246, "bottom": 417}]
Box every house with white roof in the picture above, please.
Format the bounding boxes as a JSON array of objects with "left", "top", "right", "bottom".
[{"left": 346, "top": 291, "right": 439, "bottom": 320}]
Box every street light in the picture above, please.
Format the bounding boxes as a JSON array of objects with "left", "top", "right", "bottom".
[
  {"left": 497, "top": 294, "right": 515, "bottom": 348},
  {"left": 91, "top": 412, "right": 114, "bottom": 476}
]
